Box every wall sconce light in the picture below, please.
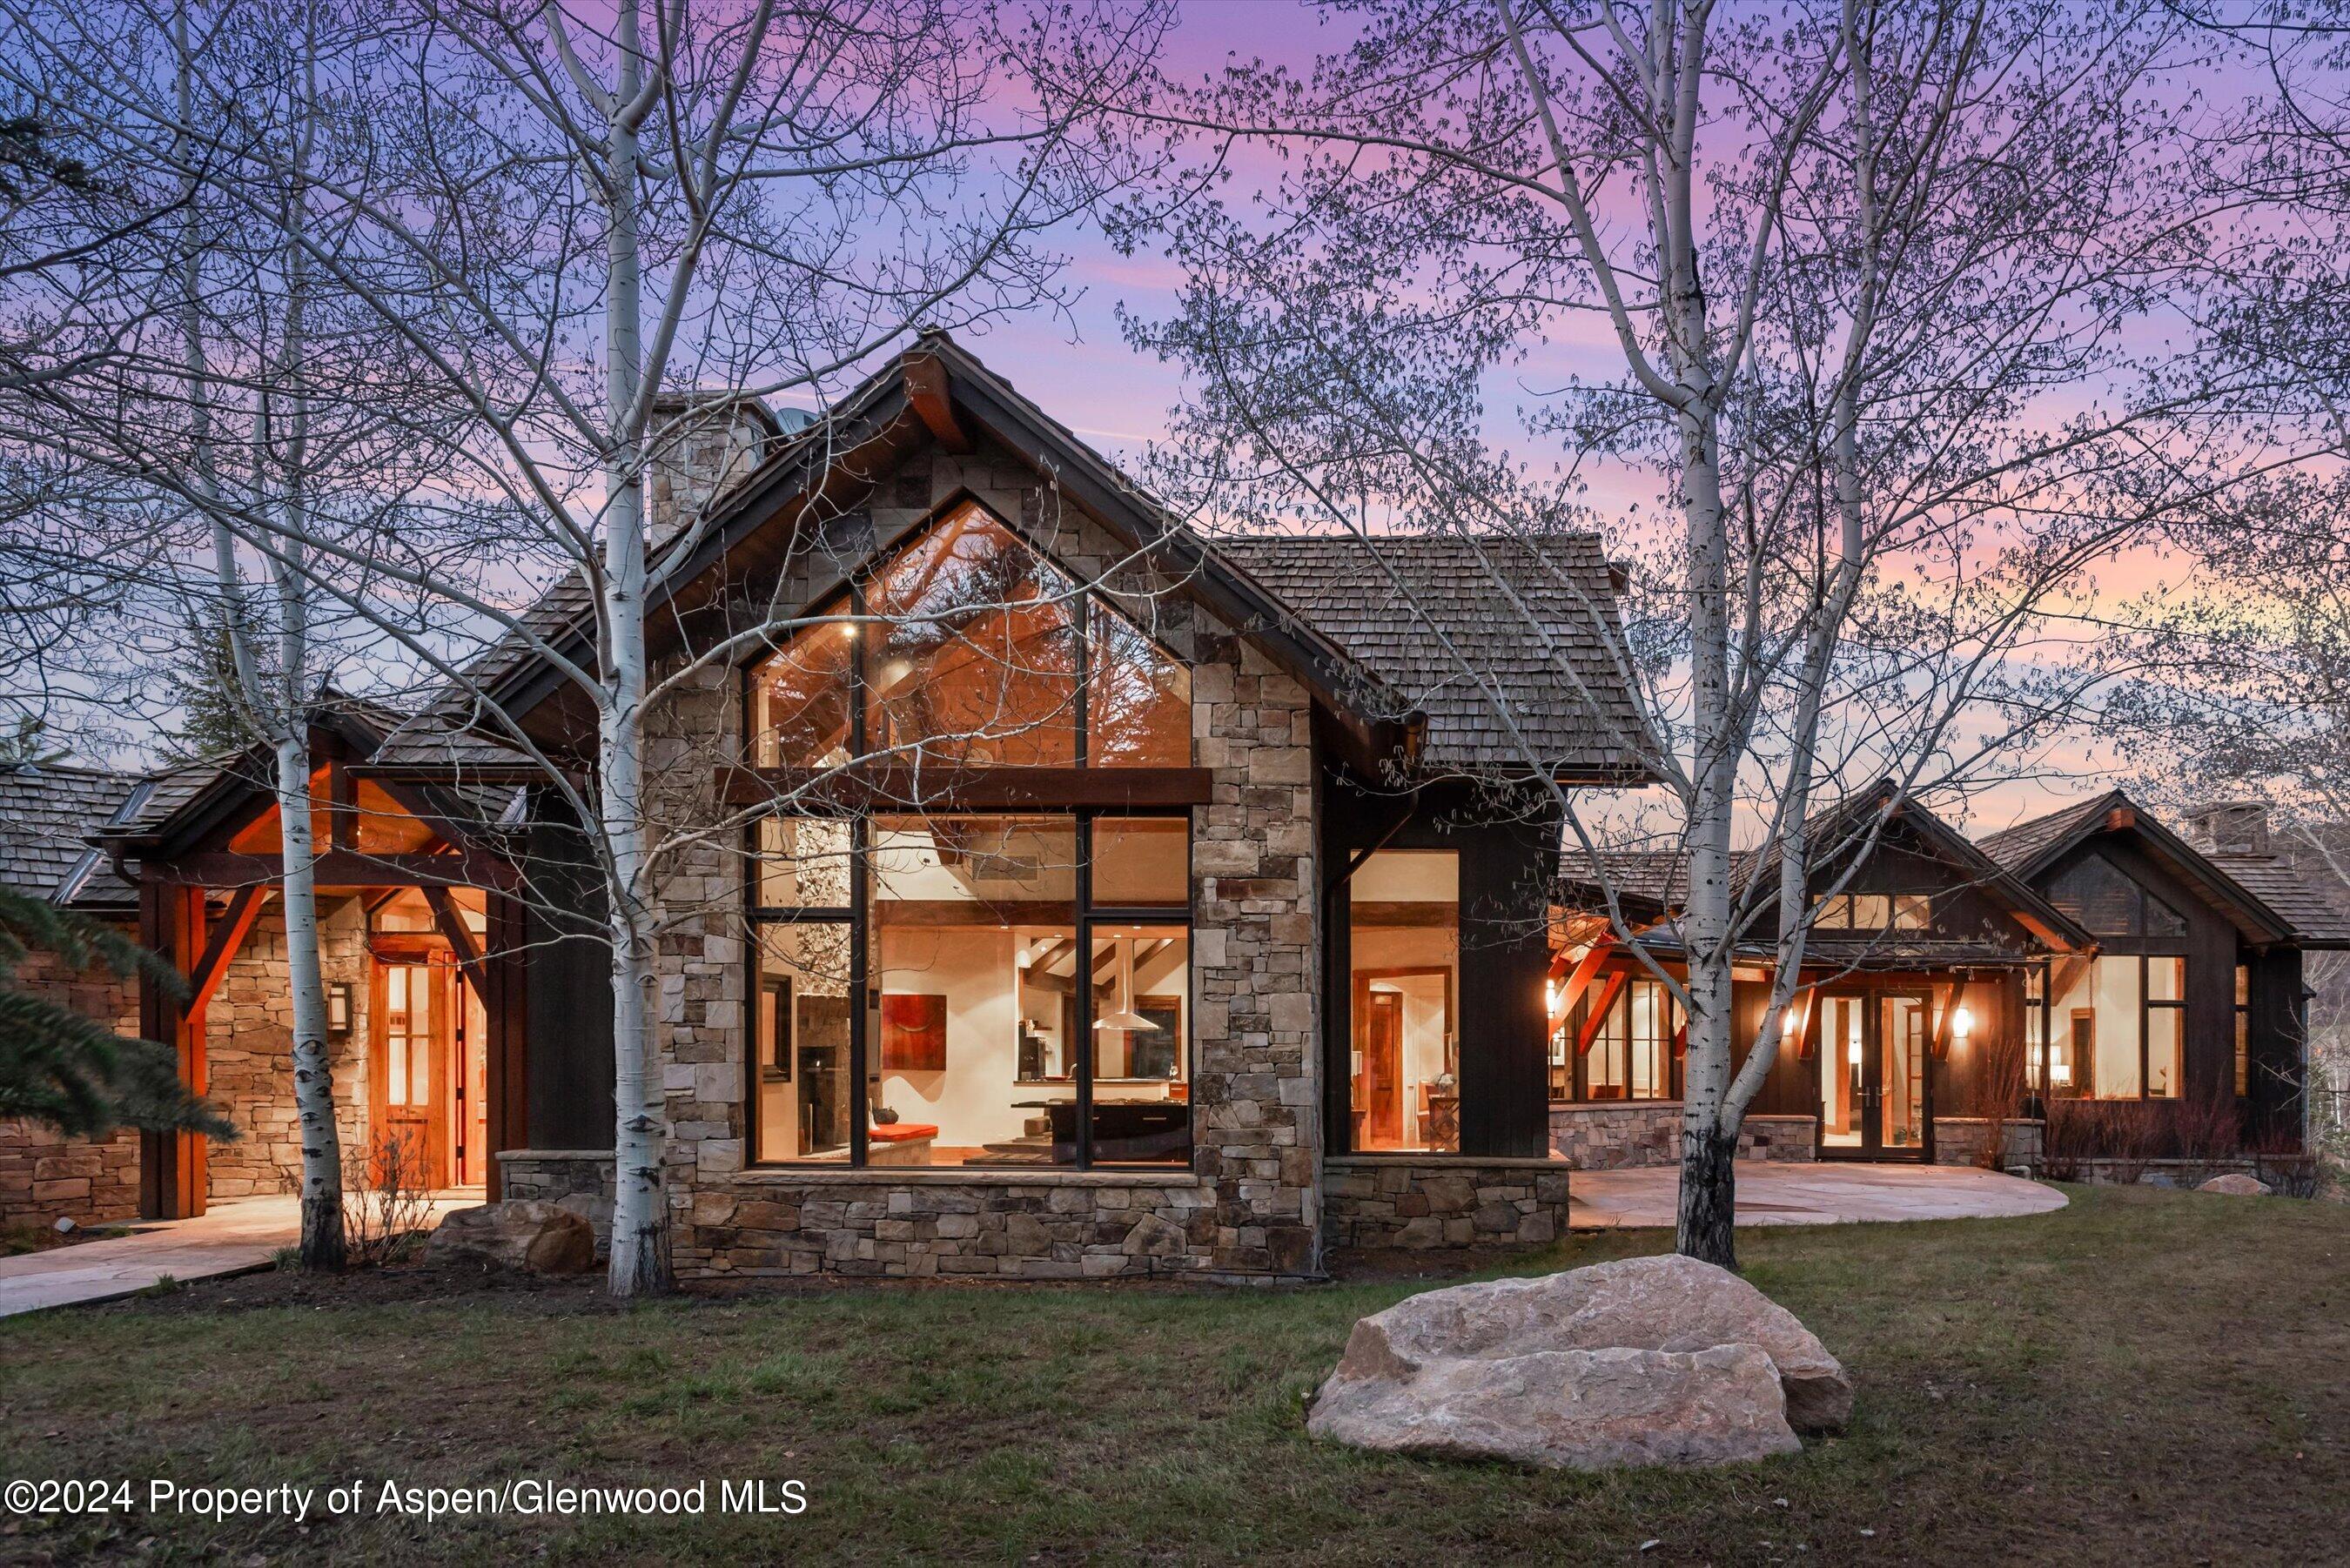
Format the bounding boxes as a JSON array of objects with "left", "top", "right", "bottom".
[
  {"left": 326, "top": 981, "right": 352, "bottom": 1035},
  {"left": 1780, "top": 1007, "right": 1800, "bottom": 1041},
  {"left": 1544, "top": 981, "right": 1560, "bottom": 1015},
  {"left": 1951, "top": 1004, "right": 1974, "bottom": 1042}
]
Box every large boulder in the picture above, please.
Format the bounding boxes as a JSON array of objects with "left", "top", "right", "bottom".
[
  {"left": 2197, "top": 1173, "right": 2273, "bottom": 1196},
  {"left": 423, "top": 1201, "right": 597, "bottom": 1276},
  {"left": 1307, "top": 1255, "right": 1850, "bottom": 1470},
  {"left": 1312, "top": 1341, "right": 1800, "bottom": 1471}
]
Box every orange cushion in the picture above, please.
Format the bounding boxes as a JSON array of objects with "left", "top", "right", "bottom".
[{"left": 869, "top": 1122, "right": 938, "bottom": 1142}]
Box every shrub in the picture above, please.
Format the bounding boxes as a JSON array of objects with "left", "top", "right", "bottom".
[{"left": 342, "top": 1129, "right": 435, "bottom": 1269}]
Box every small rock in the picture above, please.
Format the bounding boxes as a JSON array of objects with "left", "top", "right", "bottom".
[
  {"left": 51, "top": 1216, "right": 77, "bottom": 1235},
  {"left": 2197, "top": 1173, "right": 2272, "bottom": 1196}
]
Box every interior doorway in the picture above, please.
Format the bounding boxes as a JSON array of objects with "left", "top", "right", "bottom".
[{"left": 1816, "top": 989, "right": 1932, "bottom": 1161}]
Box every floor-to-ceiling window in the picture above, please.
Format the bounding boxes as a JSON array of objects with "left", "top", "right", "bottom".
[
  {"left": 2043, "top": 854, "right": 2188, "bottom": 1101},
  {"left": 745, "top": 503, "right": 1195, "bottom": 1169}
]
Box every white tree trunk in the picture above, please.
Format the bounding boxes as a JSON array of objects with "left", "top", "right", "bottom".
[
  {"left": 273, "top": 731, "right": 346, "bottom": 1266},
  {"left": 600, "top": 0, "right": 669, "bottom": 1296},
  {"left": 1673, "top": 397, "right": 1743, "bottom": 1268}
]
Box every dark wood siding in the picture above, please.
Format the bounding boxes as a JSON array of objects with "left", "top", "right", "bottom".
[
  {"left": 519, "top": 807, "right": 616, "bottom": 1150},
  {"left": 1321, "top": 775, "right": 1556, "bottom": 1157},
  {"left": 2031, "top": 839, "right": 2238, "bottom": 1109}
]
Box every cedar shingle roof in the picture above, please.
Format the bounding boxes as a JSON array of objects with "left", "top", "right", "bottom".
[
  {"left": 1975, "top": 795, "right": 2113, "bottom": 873},
  {"left": 2204, "top": 854, "right": 2350, "bottom": 945},
  {"left": 0, "top": 765, "right": 141, "bottom": 909},
  {"left": 1212, "top": 533, "right": 1648, "bottom": 777}
]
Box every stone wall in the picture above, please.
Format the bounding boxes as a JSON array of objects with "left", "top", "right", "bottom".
[
  {"left": 1548, "top": 1103, "right": 1817, "bottom": 1169},
  {"left": 1930, "top": 1116, "right": 2044, "bottom": 1170},
  {"left": 497, "top": 1149, "right": 615, "bottom": 1257},
  {"left": 203, "top": 901, "right": 371, "bottom": 1201},
  {"left": 0, "top": 950, "right": 141, "bottom": 1227},
  {"left": 1320, "top": 1156, "right": 1571, "bottom": 1251},
  {"left": 645, "top": 444, "right": 1326, "bottom": 1283},
  {"left": 689, "top": 1172, "right": 1216, "bottom": 1280}
]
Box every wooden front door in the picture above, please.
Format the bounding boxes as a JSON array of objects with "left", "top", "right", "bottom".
[
  {"left": 1358, "top": 988, "right": 1404, "bottom": 1149},
  {"left": 371, "top": 955, "right": 456, "bottom": 1188}
]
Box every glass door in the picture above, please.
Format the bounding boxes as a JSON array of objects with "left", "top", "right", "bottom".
[
  {"left": 1877, "top": 994, "right": 1930, "bottom": 1156},
  {"left": 1816, "top": 989, "right": 1932, "bottom": 1160}
]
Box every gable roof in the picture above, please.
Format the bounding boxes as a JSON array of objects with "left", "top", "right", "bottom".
[
  {"left": 455, "top": 332, "right": 1654, "bottom": 783},
  {"left": 1977, "top": 788, "right": 2296, "bottom": 945},
  {"left": 1557, "top": 784, "right": 2095, "bottom": 957}
]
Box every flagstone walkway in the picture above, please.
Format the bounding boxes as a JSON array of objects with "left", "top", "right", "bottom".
[
  {"left": 0, "top": 1193, "right": 473, "bottom": 1317},
  {"left": 1567, "top": 1160, "right": 2067, "bottom": 1230}
]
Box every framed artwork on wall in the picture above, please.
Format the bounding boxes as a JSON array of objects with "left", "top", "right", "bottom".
[{"left": 881, "top": 992, "right": 948, "bottom": 1071}]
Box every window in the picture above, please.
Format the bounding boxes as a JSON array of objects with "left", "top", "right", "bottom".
[
  {"left": 2049, "top": 853, "right": 2186, "bottom": 938},
  {"left": 2024, "top": 965, "right": 2046, "bottom": 1091},
  {"left": 1348, "top": 850, "right": 1460, "bottom": 1152},
  {"left": 1583, "top": 979, "right": 1675, "bottom": 1102},
  {"left": 383, "top": 964, "right": 430, "bottom": 1108},
  {"left": 2046, "top": 953, "right": 2186, "bottom": 1101},
  {"left": 749, "top": 814, "right": 1192, "bottom": 1168},
  {"left": 1812, "top": 893, "right": 1930, "bottom": 930},
  {"left": 2234, "top": 963, "right": 2250, "bottom": 1097},
  {"left": 749, "top": 505, "right": 1193, "bottom": 770}
]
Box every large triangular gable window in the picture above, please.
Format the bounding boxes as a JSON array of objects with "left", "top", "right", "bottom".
[{"left": 749, "top": 500, "right": 1190, "bottom": 769}]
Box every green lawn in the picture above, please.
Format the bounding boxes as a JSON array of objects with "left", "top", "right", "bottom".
[{"left": 2, "top": 1184, "right": 2344, "bottom": 1565}]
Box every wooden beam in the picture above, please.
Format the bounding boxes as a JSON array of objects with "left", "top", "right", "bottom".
[
  {"left": 903, "top": 352, "right": 970, "bottom": 452},
  {"left": 421, "top": 886, "right": 491, "bottom": 1003},
  {"left": 328, "top": 747, "right": 358, "bottom": 853},
  {"left": 151, "top": 850, "right": 513, "bottom": 889},
  {"left": 1574, "top": 971, "right": 1628, "bottom": 1056},
  {"left": 1548, "top": 942, "right": 1615, "bottom": 1034},
  {"left": 185, "top": 884, "right": 268, "bottom": 1018},
  {"left": 718, "top": 764, "right": 1216, "bottom": 812},
  {"left": 138, "top": 881, "right": 206, "bottom": 1221}
]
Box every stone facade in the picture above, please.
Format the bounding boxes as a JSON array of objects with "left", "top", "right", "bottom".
[
  {"left": 0, "top": 951, "right": 141, "bottom": 1227},
  {"left": 202, "top": 903, "right": 371, "bottom": 1201},
  {"left": 644, "top": 445, "right": 1326, "bottom": 1282},
  {"left": 1548, "top": 1103, "right": 1817, "bottom": 1169},
  {"left": 1320, "top": 1156, "right": 1572, "bottom": 1250},
  {"left": 1929, "top": 1116, "right": 2044, "bottom": 1169}
]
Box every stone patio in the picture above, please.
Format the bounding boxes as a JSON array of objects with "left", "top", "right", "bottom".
[{"left": 1567, "top": 1161, "right": 2067, "bottom": 1230}]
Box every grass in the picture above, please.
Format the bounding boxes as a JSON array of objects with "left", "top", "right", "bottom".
[{"left": 1, "top": 1184, "right": 2344, "bottom": 1565}]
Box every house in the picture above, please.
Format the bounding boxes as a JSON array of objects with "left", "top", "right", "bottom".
[
  {"left": 1550, "top": 785, "right": 2348, "bottom": 1169},
  {"left": 2, "top": 333, "right": 1653, "bottom": 1279},
  {"left": 15, "top": 337, "right": 2330, "bottom": 1278}
]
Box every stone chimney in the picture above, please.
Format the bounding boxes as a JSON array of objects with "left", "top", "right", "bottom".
[
  {"left": 645, "top": 392, "right": 794, "bottom": 548},
  {"left": 2182, "top": 800, "right": 2272, "bottom": 857}
]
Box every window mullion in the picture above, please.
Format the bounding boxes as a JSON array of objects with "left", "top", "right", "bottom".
[
  {"left": 1075, "top": 596, "right": 1090, "bottom": 769},
  {"left": 849, "top": 814, "right": 870, "bottom": 1168},
  {"left": 1076, "top": 814, "right": 1095, "bottom": 1169}
]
